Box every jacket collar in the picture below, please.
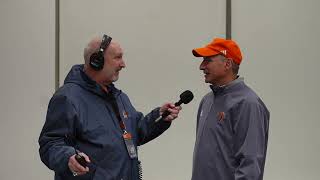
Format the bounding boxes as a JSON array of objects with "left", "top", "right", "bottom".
[{"left": 210, "top": 77, "right": 244, "bottom": 95}]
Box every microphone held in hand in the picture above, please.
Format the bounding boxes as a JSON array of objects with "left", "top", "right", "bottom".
[{"left": 161, "top": 90, "right": 194, "bottom": 118}]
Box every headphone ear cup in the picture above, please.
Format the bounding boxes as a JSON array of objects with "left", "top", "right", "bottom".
[{"left": 90, "top": 52, "right": 104, "bottom": 71}]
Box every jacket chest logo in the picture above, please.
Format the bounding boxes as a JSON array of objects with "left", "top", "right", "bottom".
[
  {"left": 217, "top": 112, "right": 225, "bottom": 122},
  {"left": 123, "top": 111, "right": 129, "bottom": 119}
]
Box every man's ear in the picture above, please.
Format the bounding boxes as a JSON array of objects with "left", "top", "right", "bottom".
[{"left": 224, "top": 58, "right": 233, "bottom": 71}]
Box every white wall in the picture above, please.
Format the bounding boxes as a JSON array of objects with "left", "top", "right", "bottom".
[
  {"left": 59, "top": 0, "right": 225, "bottom": 179},
  {"left": 233, "top": 0, "right": 320, "bottom": 179},
  {"left": 0, "top": 0, "right": 55, "bottom": 179}
]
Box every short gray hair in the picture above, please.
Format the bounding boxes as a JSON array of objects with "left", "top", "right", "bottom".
[{"left": 83, "top": 37, "right": 102, "bottom": 65}]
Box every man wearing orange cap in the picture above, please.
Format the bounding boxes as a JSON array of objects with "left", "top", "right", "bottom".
[{"left": 191, "top": 38, "right": 270, "bottom": 180}]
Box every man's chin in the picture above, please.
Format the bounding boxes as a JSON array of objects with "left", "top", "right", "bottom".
[
  {"left": 205, "top": 79, "right": 214, "bottom": 84},
  {"left": 112, "top": 76, "right": 119, "bottom": 82}
]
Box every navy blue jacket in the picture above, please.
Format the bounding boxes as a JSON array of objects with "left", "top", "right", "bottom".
[
  {"left": 192, "top": 78, "right": 270, "bottom": 180},
  {"left": 39, "top": 65, "right": 171, "bottom": 180}
]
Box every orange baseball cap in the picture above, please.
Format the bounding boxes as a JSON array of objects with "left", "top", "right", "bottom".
[{"left": 192, "top": 38, "right": 243, "bottom": 65}]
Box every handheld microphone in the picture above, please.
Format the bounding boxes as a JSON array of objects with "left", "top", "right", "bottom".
[{"left": 161, "top": 90, "right": 194, "bottom": 118}]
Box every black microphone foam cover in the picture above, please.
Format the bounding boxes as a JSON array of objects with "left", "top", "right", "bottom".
[{"left": 179, "top": 90, "right": 194, "bottom": 104}]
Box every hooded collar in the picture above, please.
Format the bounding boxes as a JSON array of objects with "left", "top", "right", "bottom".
[{"left": 64, "top": 64, "right": 121, "bottom": 98}]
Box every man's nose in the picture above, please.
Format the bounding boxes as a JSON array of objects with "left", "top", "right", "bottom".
[
  {"left": 120, "top": 59, "right": 126, "bottom": 68},
  {"left": 199, "top": 60, "right": 206, "bottom": 70}
]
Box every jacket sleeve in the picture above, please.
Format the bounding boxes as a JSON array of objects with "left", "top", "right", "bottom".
[
  {"left": 136, "top": 107, "right": 172, "bottom": 145},
  {"left": 38, "top": 95, "right": 77, "bottom": 173},
  {"left": 196, "top": 95, "right": 206, "bottom": 134},
  {"left": 233, "top": 100, "right": 270, "bottom": 180}
]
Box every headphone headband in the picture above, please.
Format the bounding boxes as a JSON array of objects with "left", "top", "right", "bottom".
[
  {"left": 99, "top": 34, "right": 112, "bottom": 53},
  {"left": 89, "top": 34, "right": 112, "bottom": 71}
]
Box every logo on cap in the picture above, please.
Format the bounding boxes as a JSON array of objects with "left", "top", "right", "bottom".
[{"left": 220, "top": 50, "right": 227, "bottom": 56}]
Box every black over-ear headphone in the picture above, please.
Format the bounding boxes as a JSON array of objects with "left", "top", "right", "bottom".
[{"left": 89, "top": 34, "right": 112, "bottom": 71}]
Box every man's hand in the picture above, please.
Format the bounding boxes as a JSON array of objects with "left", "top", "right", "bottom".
[
  {"left": 159, "top": 103, "right": 182, "bottom": 122},
  {"left": 68, "top": 152, "right": 91, "bottom": 176}
]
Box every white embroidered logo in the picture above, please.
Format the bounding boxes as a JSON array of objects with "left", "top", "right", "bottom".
[{"left": 220, "top": 50, "right": 227, "bottom": 56}]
